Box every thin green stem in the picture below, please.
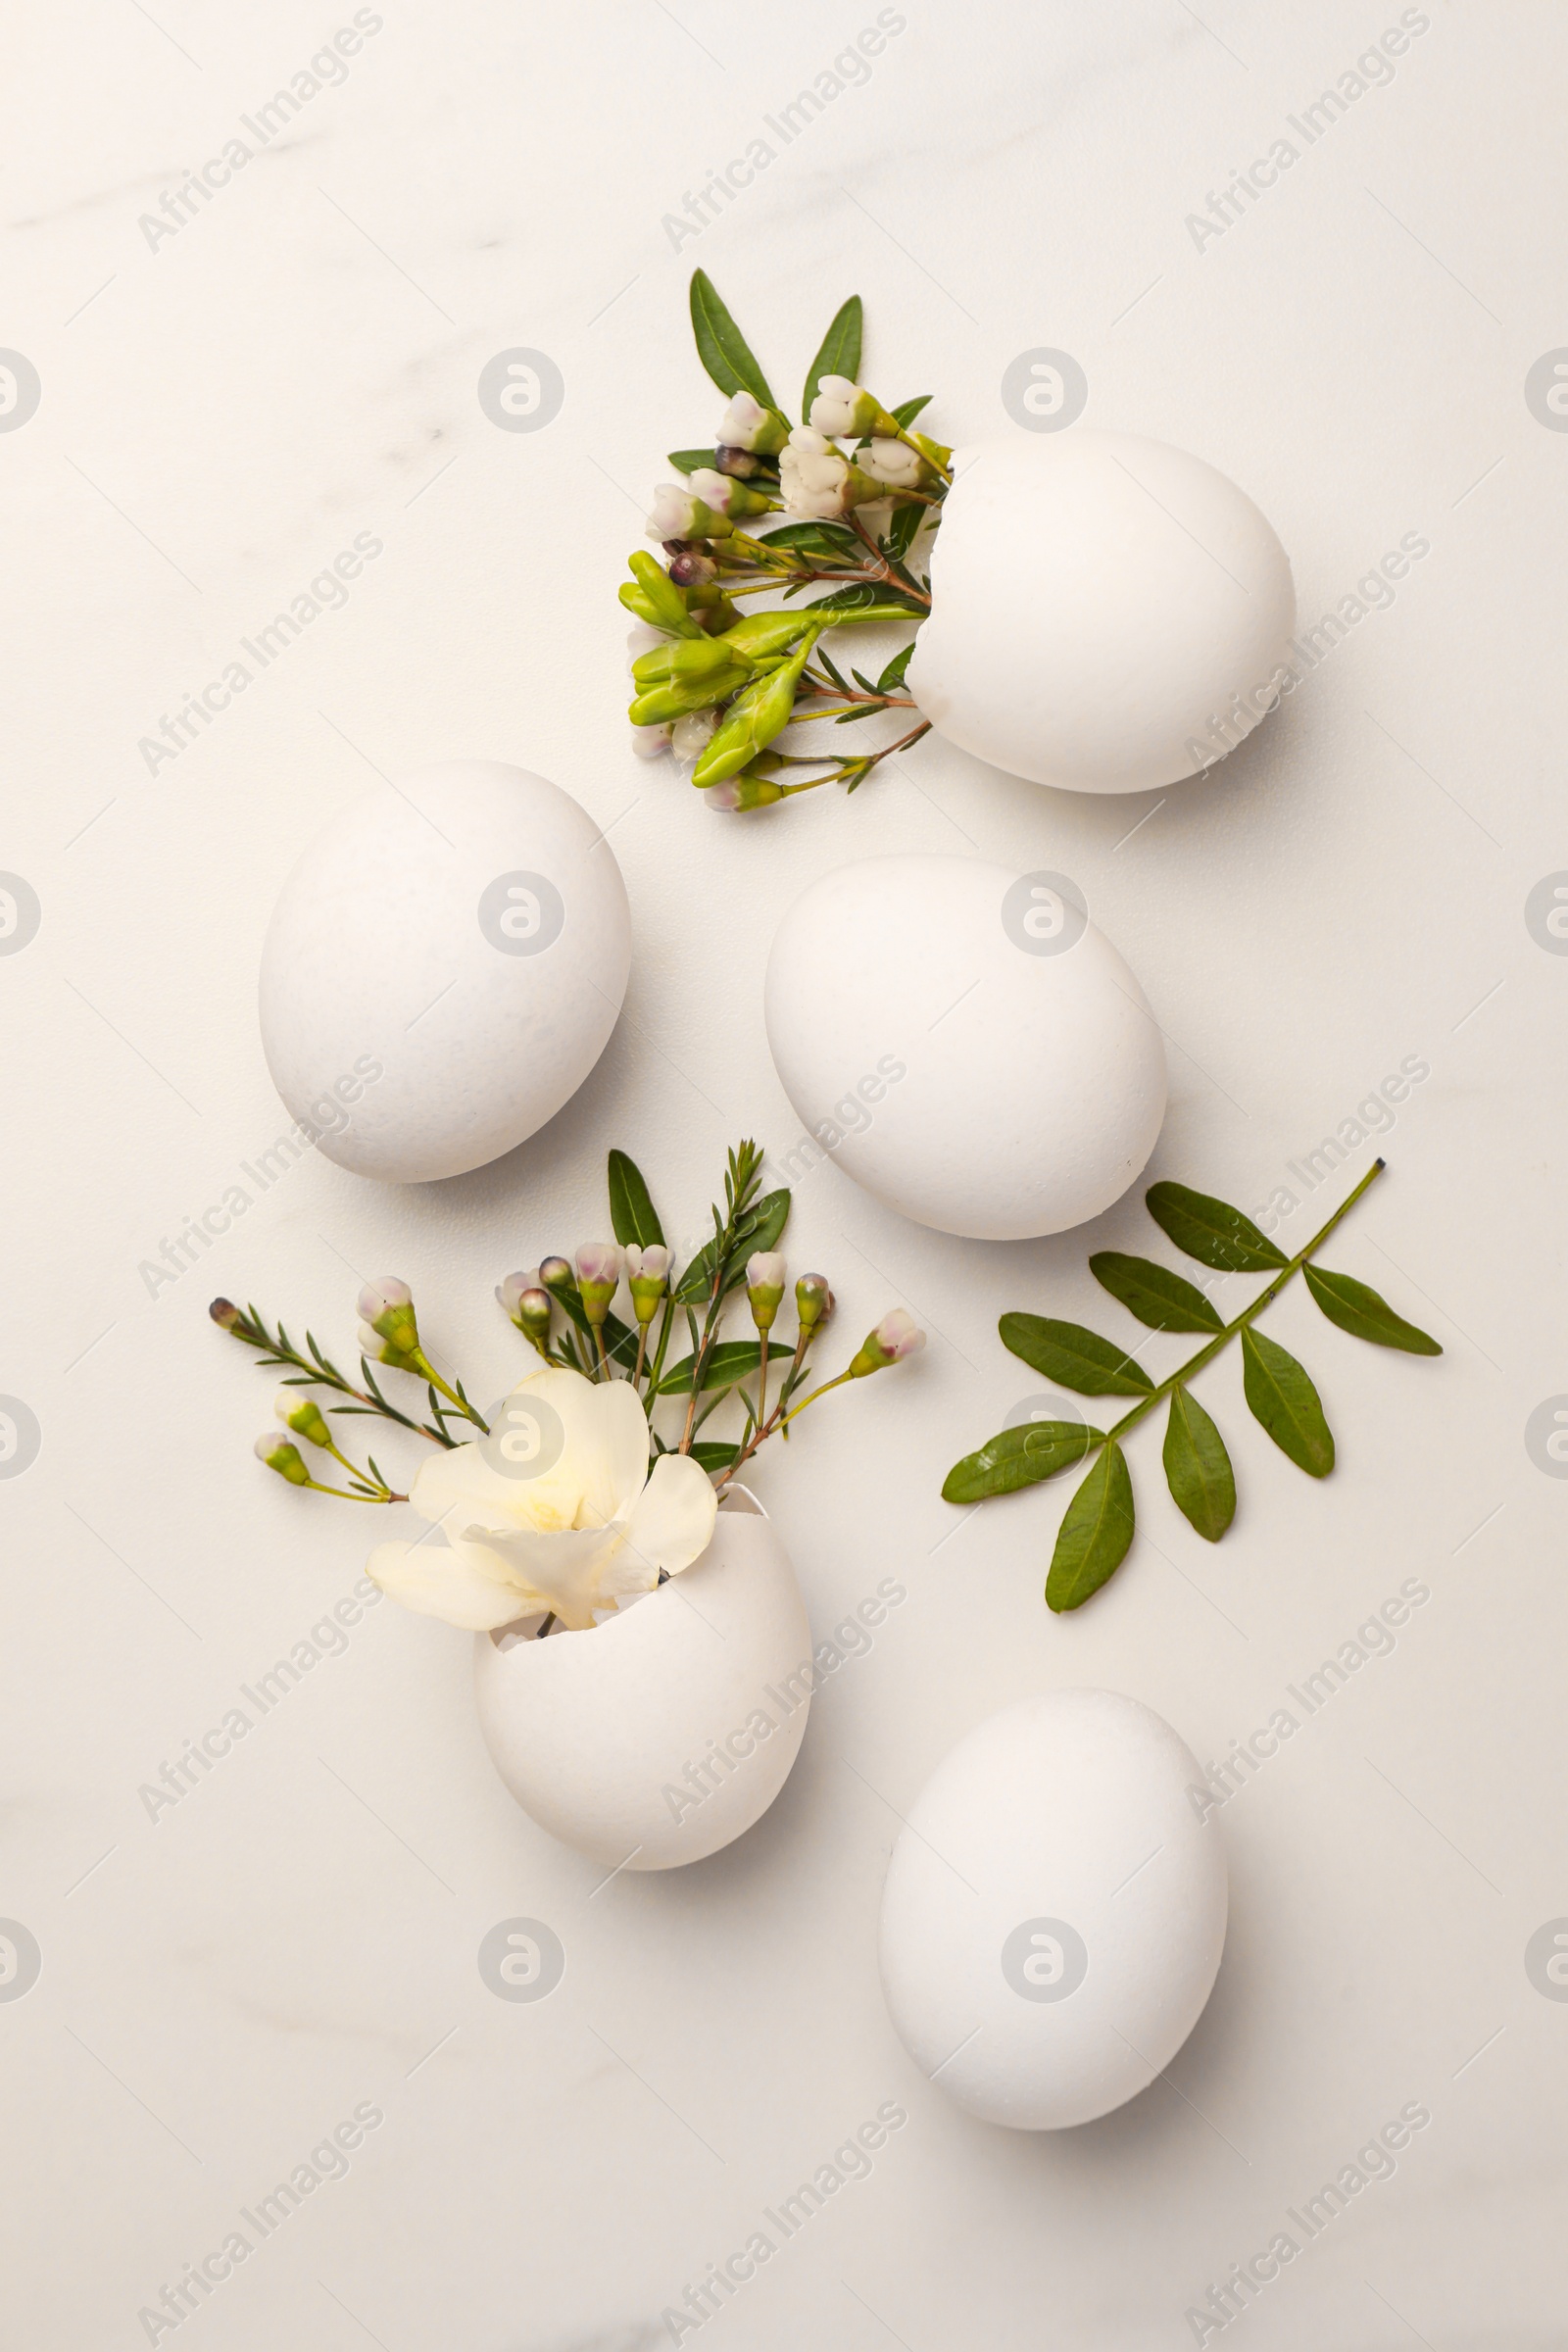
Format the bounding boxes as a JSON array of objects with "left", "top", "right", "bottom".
[
  {"left": 1102, "top": 1157, "right": 1388, "bottom": 1446},
  {"left": 305, "top": 1477, "right": 403, "bottom": 1503}
]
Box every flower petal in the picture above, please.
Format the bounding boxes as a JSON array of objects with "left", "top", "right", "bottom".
[
  {"left": 464, "top": 1522, "right": 623, "bottom": 1632},
  {"left": 612, "top": 1452, "right": 718, "bottom": 1595},
  {"left": 366, "top": 1539, "right": 532, "bottom": 1633}
]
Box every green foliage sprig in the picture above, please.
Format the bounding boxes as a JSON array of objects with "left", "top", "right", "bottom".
[{"left": 943, "top": 1159, "right": 1442, "bottom": 1611}]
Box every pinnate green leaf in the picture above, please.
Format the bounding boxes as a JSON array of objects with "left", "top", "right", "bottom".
[
  {"left": 1089, "top": 1252, "right": 1223, "bottom": 1333},
  {"left": 607, "top": 1150, "right": 664, "bottom": 1250},
  {"left": 1241, "top": 1328, "right": 1334, "bottom": 1476},
  {"left": 941, "top": 1420, "right": 1104, "bottom": 1504},
  {"left": 999, "top": 1312, "right": 1153, "bottom": 1396},
  {"left": 689, "top": 270, "right": 779, "bottom": 410},
  {"left": 803, "top": 294, "right": 862, "bottom": 423},
  {"left": 1162, "top": 1388, "right": 1236, "bottom": 1541},
  {"left": 1146, "top": 1182, "right": 1288, "bottom": 1272},
  {"left": 1046, "top": 1442, "right": 1136, "bottom": 1611},
  {"left": 1302, "top": 1263, "right": 1442, "bottom": 1354}
]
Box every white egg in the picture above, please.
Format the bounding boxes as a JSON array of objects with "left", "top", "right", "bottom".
[
  {"left": 879, "top": 1690, "right": 1227, "bottom": 2130},
  {"left": 907, "top": 430, "right": 1297, "bottom": 794},
  {"left": 763, "top": 854, "right": 1166, "bottom": 1240},
  {"left": 471, "top": 1493, "right": 812, "bottom": 1869},
  {"left": 259, "top": 760, "right": 631, "bottom": 1183}
]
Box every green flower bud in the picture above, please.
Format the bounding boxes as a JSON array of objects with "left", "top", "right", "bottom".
[
  {"left": 704, "top": 767, "right": 786, "bottom": 811},
  {"left": 716, "top": 610, "right": 816, "bottom": 663},
  {"left": 629, "top": 664, "right": 754, "bottom": 726},
  {"left": 794, "top": 1273, "right": 834, "bottom": 1332},
  {"left": 274, "top": 1390, "right": 333, "bottom": 1449},
  {"left": 716, "top": 392, "right": 791, "bottom": 456},
  {"left": 623, "top": 551, "right": 704, "bottom": 636},
  {"left": 625, "top": 1243, "right": 670, "bottom": 1326},
  {"left": 357, "top": 1278, "right": 419, "bottom": 1362},
  {"left": 692, "top": 631, "right": 819, "bottom": 789},
  {"left": 575, "top": 1244, "right": 622, "bottom": 1327},
  {"left": 209, "top": 1298, "right": 241, "bottom": 1332},
  {"left": 847, "top": 1308, "right": 927, "bottom": 1378},
  {"left": 255, "top": 1432, "right": 311, "bottom": 1486},
  {"left": 745, "top": 1250, "right": 787, "bottom": 1332},
  {"left": 632, "top": 634, "right": 754, "bottom": 689}
]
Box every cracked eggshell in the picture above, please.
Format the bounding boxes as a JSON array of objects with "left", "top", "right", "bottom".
[
  {"left": 471, "top": 1494, "right": 811, "bottom": 1869},
  {"left": 907, "top": 429, "right": 1296, "bottom": 794},
  {"left": 258, "top": 760, "right": 631, "bottom": 1183},
  {"left": 879, "top": 1690, "right": 1228, "bottom": 2130},
  {"left": 763, "top": 853, "right": 1166, "bottom": 1241}
]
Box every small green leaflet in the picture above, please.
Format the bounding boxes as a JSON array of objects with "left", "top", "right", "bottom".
[
  {"left": 1162, "top": 1387, "right": 1236, "bottom": 1542},
  {"left": 1047, "top": 1442, "right": 1135, "bottom": 1611},
  {"left": 757, "top": 519, "right": 860, "bottom": 557},
  {"left": 805, "top": 582, "right": 928, "bottom": 616},
  {"left": 688, "top": 1440, "right": 740, "bottom": 1475},
  {"left": 607, "top": 1150, "right": 664, "bottom": 1250},
  {"left": 674, "top": 1188, "right": 790, "bottom": 1304},
  {"left": 1146, "top": 1182, "right": 1288, "bottom": 1273},
  {"left": 1241, "top": 1328, "right": 1334, "bottom": 1476},
  {"left": 889, "top": 395, "right": 932, "bottom": 428},
  {"left": 880, "top": 500, "right": 924, "bottom": 565},
  {"left": 1000, "top": 1312, "right": 1153, "bottom": 1396},
  {"left": 660, "top": 1339, "right": 794, "bottom": 1396},
  {"left": 803, "top": 295, "right": 862, "bottom": 423},
  {"left": 667, "top": 449, "right": 716, "bottom": 476},
  {"left": 689, "top": 270, "right": 780, "bottom": 410},
  {"left": 1089, "top": 1252, "right": 1223, "bottom": 1333},
  {"left": 1302, "top": 1263, "right": 1442, "bottom": 1354},
  {"left": 941, "top": 1419, "right": 1103, "bottom": 1504},
  {"left": 876, "top": 642, "right": 915, "bottom": 694}
]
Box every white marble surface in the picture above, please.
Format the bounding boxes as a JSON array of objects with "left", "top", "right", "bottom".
[{"left": 4, "top": 2, "right": 1566, "bottom": 2344}]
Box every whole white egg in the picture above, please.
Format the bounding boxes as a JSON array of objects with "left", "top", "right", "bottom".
[
  {"left": 879, "top": 1690, "right": 1227, "bottom": 2130},
  {"left": 907, "top": 429, "right": 1296, "bottom": 793},
  {"left": 763, "top": 854, "right": 1166, "bottom": 1240},
  {"left": 258, "top": 760, "right": 631, "bottom": 1183}
]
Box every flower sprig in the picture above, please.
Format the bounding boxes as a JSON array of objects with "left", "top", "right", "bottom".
[
  {"left": 623, "top": 274, "right": 941, "bottom": 811},
  {"left": 943, "top": 1160, "right": 1442, "bottom": 1612}
]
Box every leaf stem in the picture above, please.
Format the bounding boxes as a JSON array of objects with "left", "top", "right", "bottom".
[{"left": 1102, "top": 1158, "right": 1387, "bottom": 1446}]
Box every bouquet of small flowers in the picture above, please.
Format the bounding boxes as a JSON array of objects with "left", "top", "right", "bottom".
[{"left": 213, "top": 1141, "right": 922, "bottom": 1634}]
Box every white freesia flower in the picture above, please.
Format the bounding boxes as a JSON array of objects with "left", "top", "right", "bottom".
[{"left": 368, "top": 1366, "right": 717, "bottom": 1634}]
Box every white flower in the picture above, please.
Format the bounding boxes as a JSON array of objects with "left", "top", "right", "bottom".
[
  {"left": 808, "top": 373, "right": 875, "bottom": 439},
  {"left": 689, "top": 466, "right": 739, "bottom": 515},
  {"left": 780, "top": 427, "right": 852, "bottom": 520},
  {"left": 647, "top": 482, "right": 705, "bottom": 540},
  {"left": 368, "top": 1366, "right": 717, "bottom": 1634},
  {"left": 630, "top": 722, "right": 672, "bottom": 760},
  {"left": 671, "top": 707, "right": 719, "bottom": 760},
  {"left": 860, "top": 437, "right": 926, "bottom": 489},
  {"left": 715, "top": 390, "right": 788, "bottom": 455}
]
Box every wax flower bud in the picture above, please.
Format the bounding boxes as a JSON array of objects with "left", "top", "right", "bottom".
[
  {"left": 209, "top": 1298, "right": 241, "bottom": 1332},
  {"left": 497, "top": 1271, "right": 555, "bottom": 1355},
  {"left": 539, "top": 1256, "right": 574, "bottom": 1299},
  {"left": 274, "top": 1390, "right": 333, "bottom": 1449},
  {"left": 807, "top": 373, "right": 900, "bottom": 441},
  {"left": 624, "top": 1243, "right": 670, "bottom": 1326},
  {"left": 671, "top": 707, "right": 720, "bottom": 761},
  {"left": 794, "top": 1272, "right": 834, "bottom": 1331},
  {"left": 618, "top": 549, "right": 704, "bottom": 639},
  {"left": 667, "top": 549, "right": 717, "bottom": 588},
  {"left": 745, "top": 1250, "right": 787, "bottom": 1331},
  {"left": 689, "top": 467, "right": 773, "bottom": 520},
  {"left": 358, "top": 1278, "right": 419, "bottom": 1360},
  {"left": 715, "top": 445, "right": 764, "bottom": 479},
  {"left": 705, "top": 767, "right": 786, "bottom": 811},
  {"left": 575, "top": 1243, "right": 623, "bottom": 1326},
  {"left": 859, "top": 437, "right": 937, "bottom": 491},
  {"left": 630, "top": 722, "right": 673, "bottom": 759},
  {"left": 717, "top": 610, "right": 814, "bottom": 663},
  {"left": 256, "top": 1431, "right": 311, "bottom": 1486},
  {"left": 779, "top": 428, "right": 885, "bottom": 521},
  {"left": 848, "top": 1308, "right": 927, "bottom": 1377},
  {"left": 692, "top": 632, "right": 819, "bottom": 789},
  {"left": 647, "top": 483, "right": 733, "bottom": 543},
  {"left": 714, "top": 390, "right": 791, "bottom": 456}
]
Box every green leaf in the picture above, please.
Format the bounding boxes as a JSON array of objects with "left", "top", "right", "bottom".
[
  {"left": 806, "top": 584, "right": 929, "bottom": 617},
  {"left": 1241, "top": 1328, "right": 1334, "bottom": 1477},
  {"left": 880, "top": 500, "right": 924, "bottom": 564},
  {"left": 1162, "top": 1388, "right": 1236, "bottom": 1542},
  {"left": 802, "top": 294, "right": 862, "bottom": 423},
  {"left": 889, "top": 395, "right": 932, "bottom": 428},
  {"left": 667, "top": 448, "right": 716, "bottom": 476},
  {"left": 659, "top": 1339, "right": 793, "bottom": 1396},
  {"left": 1047, "top": 1442, "right": 1135, "bottom": 1611},
  {"left": 1089, "top": 1251, "right": 1223, "bottom": 1333},
  {"left": 688, "top": 1440, "right": 740, "bottom": 1475},
  {"left": 1146, "top": 1181, "right": 1288, "bottom": 1273},
  {"left": 942, "top": 1419, "right": 1104, "bottom": 1504},
  {"left": 875, "top": 641, "right": 915, "bottom": 694},
  {"left": 607, "top": 1150, "right": 664, "bottom": 1250},
  {"left": 1302, "top": 1263, "right": 1442, "bottom": 1355},
  {"left": 757, "top": 518, "right": 858, "bottom": 557},
  {"left": 999, "top": 1312, "right": 1153, "bottom": 1396},
  {"left": 673, "top": 1188, "right": 790, "bottom": 1305},
  {"left": 689, "top": 270, "right": 778, "bottom": 410}
]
